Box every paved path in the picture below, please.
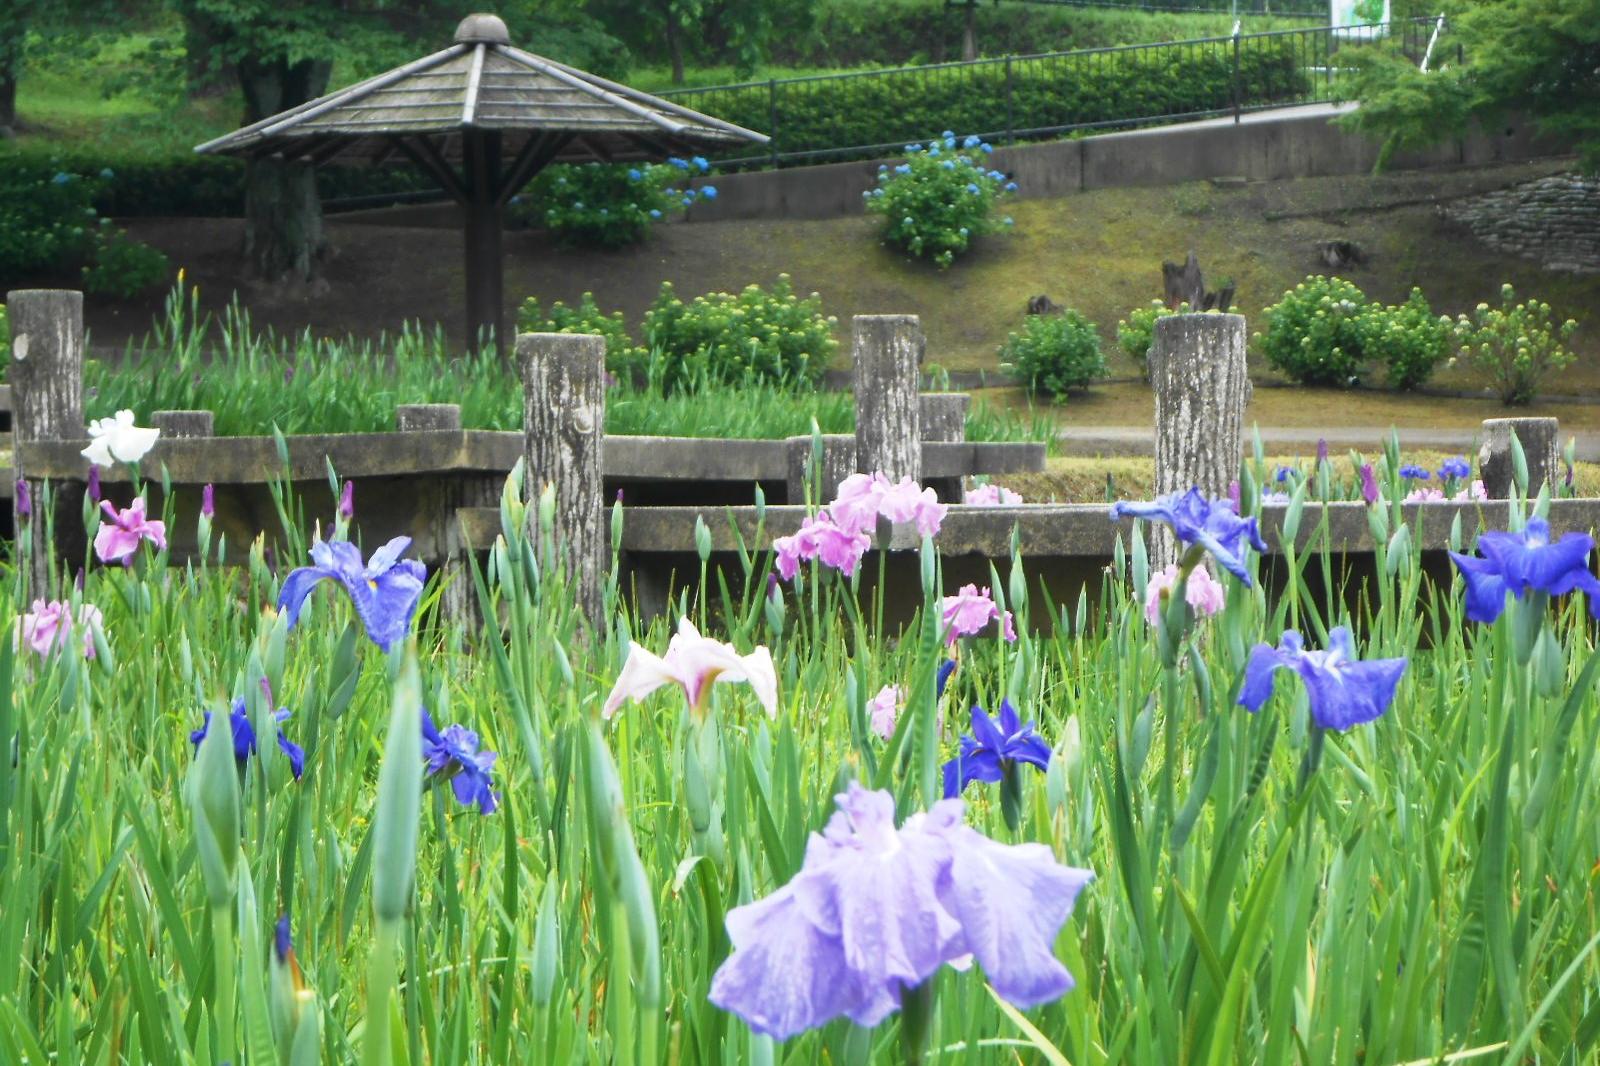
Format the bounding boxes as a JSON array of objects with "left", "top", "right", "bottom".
[{"left": 1058, "top": 426, "right": 1600, "bottom": 461}]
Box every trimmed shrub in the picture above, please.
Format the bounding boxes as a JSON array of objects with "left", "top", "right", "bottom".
[
  {"left": 865, "top": 132, "right": 1014, "bottom": 267},
  {"left": 82, "top": 229, "right": 171, "bottom": 298},
  {"left": 1258, "top": 275, "right": 1369, "bottom": 387},
  {"left": 1455, "top": 283, "right": 1578, "bottom": 405},
  {"left": 1000, "top": 309, "right": 1107, "bottom": 398},
  {"left": 513, "top": 157, "right": 717, "bottom": 249},
  {"left": 1361, "top": 287, "right": 1451, "bottom": 390},
  {"left": 0, "top": 166, "right": 100, "bottom": 281},
  {"left": 518, "top": 292, "right": 649, "bottom": 378},
  {"left": 642, "top": 275, "right": 837, "bottom": 390}
]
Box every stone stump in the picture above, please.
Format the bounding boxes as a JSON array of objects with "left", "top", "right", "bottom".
[{"left": 1479, "top": 417, "right": 1560, "bottom": 499}]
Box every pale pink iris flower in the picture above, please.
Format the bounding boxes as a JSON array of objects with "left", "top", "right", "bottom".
[
  {"left": 604, "top": 617, "right": 778, "bottom": 720},
  {"left": 773, "top": 512, "right": 872, "bottom": 581},
  {"left": 940, "top": 584, "right": 1017, "bottom": 645},
  {"left": 1143, "top": 564, "right": 1226, "bottom": 626},
  {"left": 828, "top": 472, "right": 947, "bottom": 538},
  {"left": 868, "top": 684, "right": 901, "bottom": 740},
  {"left": 93, "top": 497, "right": 167, "bottom": 566},
  {"left": 15, "top": 599, "right": 103, "bottom": 660},
  {"left": 963, "top": 483, "right": 1023, "bottom": 506}
]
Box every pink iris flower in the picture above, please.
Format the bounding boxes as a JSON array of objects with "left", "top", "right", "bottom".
[
  {"left": 1143, "top": 564, "right": 1226, "bottom": 626},
  {"left": 868, "top": 684, "right": 901, "bottom": 740},
  {"left": 828, "top": 472, "right": 946, "bottom": 538},
  {"left": 604, "top": 618, "right": 778, "bottom": 720},
  {"left": 773, "top": 512, "right": 872, "bottom": 581},
  {"left": 14, "top": 599, "right": 103, "bottom": 660},
  {"left": 963, "top": 483, "right": 1023, "bottom": 506},
  {"left": 94, "top": 498, "right": 167, "bottom": 566},
  {"left": 940, "top": 584, "right": 1017, "bottom": 645}
]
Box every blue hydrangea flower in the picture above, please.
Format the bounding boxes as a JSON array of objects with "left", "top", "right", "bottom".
[
  {"left": 692, "top": 155, "right": 710, "bottom": 171},
  {"left": 981, "top": 143, "right": 994, "bottom": 154},
  {"left": 573, "top": 200, "right": 584, "bottom": 210},
  {"left": 905, "top": 143, "right": 922, "bottom": 153},
  {"left": 894, "top": 163, "right": 911, "bottom": 174},
  {"left": 1240, "top": 626, "right": 1406, "bottom": 731},
  {"left": 100, "top": 167, "right": 115, "bottom": 179},
  {"left": 649, "top": 208, "right": 662, "bottom": 218},
  {"left": 421, "top": 708, "right": 498, "bottom": 814},
  {"left": 701, "top": 185, "right": 717, "bottom": 199},
  {"left": 52, "top": 172, "right": 72, "bottom": 185},
  {"left": 708, "top": 783, "right": 1093, "bottom": 1040},
  {"left": 941, "top": 160, "right": 956, "bottom": 170},
  {"left": 943, "top": 700, "right": 1050, "bottom": 797},
  {"left": 668, "top": 157, "right": 689, "bottom": 170},
  {"left": 1004, "top": 181, "right": 1018, "bottom": 192},
  {"left": 1439, "top": 457, "right": 1471, "bottom": 480},
  {"left": 1002, "top": 215, "right": 1013, "bottom": 225},
  {"left": 965, "top": 182, "right": 980, "bottom": 194},
  {"left": 1109, "top": 487, "right": 1268, "bottom": 585},
  {"left": 1398, "top": 464, "right": 1431, "bottom": 480},
  {"left": 278, "top": 537, "right": 427, "bottom": 652},
  {"left": 963, "top": 134, "right": 982, "bottom": 148},
  {"left": 928, "top": 145, "right": 941, "bottom": 156},
  {"left": 1449, "top": 516, "right": 1600, "bottom": 623},
  {"left": 627, "top": 168, "right": 642, "bottom": 180},
  {"left": 190, "top": 698, "right": 305, "bottom": 779},
  {"left": 958, "top": 226, "right": 969, "bottom": 236}
]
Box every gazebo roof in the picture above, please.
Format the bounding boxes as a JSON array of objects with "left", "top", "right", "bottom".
[{"left": 194, "top": 13, "right": 766, "bottom": 166}]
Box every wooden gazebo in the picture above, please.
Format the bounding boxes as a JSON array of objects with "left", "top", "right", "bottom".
[{"left": 196, "top": 12, "right": 766, "bottom": 353}]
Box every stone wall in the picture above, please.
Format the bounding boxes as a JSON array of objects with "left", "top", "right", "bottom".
[{"left": 1442, "top": 173, "right": 1600, "bottom": 274}]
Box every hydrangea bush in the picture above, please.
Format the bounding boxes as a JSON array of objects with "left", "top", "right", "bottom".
[
  {"left": 513, "top": 156, "right": 717, "bottom": 249},
  {"left": 518, "top": 292, "right": 649, "bottom": 379},
  {"left": 1359, "top": 287, "right": 1452, "bottom": 391},
  {"left": 1257, "top": 275, "right": 1370, "bottom": 387},
  {"left": 864, "top": 132, "right": 1016, "bottom": 268},
  {"left": 641, "top": 274, "right": 836, "bottom": 390},
  {"left": 0, "top": 164, "right": 169, "bottom": 294},
  {"left": 999, "top": 308, "right": 1107, "bottom": 399},
  {"left": 1454, "top": 283, "right": 1578, "bottom": 405}
]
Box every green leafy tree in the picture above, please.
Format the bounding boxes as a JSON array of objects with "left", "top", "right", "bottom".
[
  {"left": 1342, "top": 0, "right": 1600, "bottom": 172},
  {"left": 0, "top": 0, "right": 136, "bottom": 134},
  {"left": 591, "top": 0, "right": 812, "bottom": 83}
]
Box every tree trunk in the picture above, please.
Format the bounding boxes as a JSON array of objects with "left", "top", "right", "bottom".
[
  {"left": 962, "top": 1, "right": 978, "bottom": 61},
  {"left": 0, "top": 69, "right": 16, "bottom": 134},
  {"left": 667, "top": 18, "right": 685, "bottom": 85},
  {"left": 1149, "top": 313, "right": 1250, "bottom": 568},
  {"left": 238, "top": 57, "right": 331, "bottom": 284}
]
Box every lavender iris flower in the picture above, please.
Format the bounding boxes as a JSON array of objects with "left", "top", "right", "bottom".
[
  {"left": 1438, "top": 457, "right": 1471, "bottom": 481},
  {"left": 190, "top": 698, "right": 305, "bottom": 779},
  {"left": 277, "top": 537, "right": 427, "bottom": 652},
  {"left": 1447, "top": 516, "right": 1600, "bottom": 623},
  {"left": 1239, "top": 626, "right": 1406, "bottom": 731},
  {"left": 707, "top": 783, "right": 1093, "bottom": 1040},
  {"left": 1109, "top": 487, "right": 1267, "bottom": 584},
  {"left": 421, "top": 708, "right": 498, "bottom": 814},
  {"left": 942, "top": 700, "right": 1050, "bottom": 797},
  {"left": 1360, "top": 464, "right": 1380, "bottom": 506}
]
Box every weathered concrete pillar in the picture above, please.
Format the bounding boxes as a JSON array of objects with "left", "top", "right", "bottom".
[
  {"left": 519, "top": 332, "right": 606, "bottom": 627},
  {"left": 784, "top": 434, "right": 856, "bottom": 506},
  {"left": 1479, "top": 417, "right": 1559, "bottom": 499},
  {"left": 8, "top": 290, "right": 85, "bottom": 597},
  {"left": 853, "top": 315, "right": 922, "bottom": 482},
  {"left": 396, "top": 404, "right": 463, "bottom": 432},
  {"left": 920, "top": 392, "right": 969, "bottom": 502},
  {"left": 1149, "top": 313, "right": 1250, "bottom": 567},
  {"left": 152, "top": 409, "right": 214, "bottom": 438}
]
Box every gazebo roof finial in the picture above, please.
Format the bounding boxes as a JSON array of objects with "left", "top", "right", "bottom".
[{"left": 454, "top": 12, "right": 510, "bottom": 45}]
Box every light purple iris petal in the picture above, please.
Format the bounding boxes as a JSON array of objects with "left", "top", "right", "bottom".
[
  {"left": 1238, "top": 626, "right": 1406, "bottom": 731},
  {"left": 277, "top": 537, "right": 426, "bottom": 651}
]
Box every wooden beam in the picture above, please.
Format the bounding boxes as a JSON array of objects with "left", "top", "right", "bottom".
[
  {"left": 495, "top": 131, "right": 572, "bottom": 206},
  {"left": 388, "top": 134, "right": 469, "bottom": 202}
]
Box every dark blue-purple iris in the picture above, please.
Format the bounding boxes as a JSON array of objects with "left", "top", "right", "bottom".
[
  {"left": 1448, "top": 516, "right": 1600, "bottom": 623},
  {"left": 936, "top": 657, "right": 957, "bottom": 699},
  {"left": 278, "top": 537, "right": 427, "bottom": 652},
  {"left": 1398, "top": 464, "right": 1431, "bottom": 480},
  {"left": 942, "top": 700, "right": 1050, "bottom": 798},
  {"left": 190, "top": 698, "right": 305, "bottom": 779},
  {"left": 421, "top": 708, "right": 498, "bottom": 814},
  {"left": 1109, "top": 487, "right": 1268, "bottom": 585},
  {"left": 1439, "top": 457, "right": 1472, "bottom": 481},
  {"left": 1239, "top": 626, "right": 1407, "bottom": 731}
]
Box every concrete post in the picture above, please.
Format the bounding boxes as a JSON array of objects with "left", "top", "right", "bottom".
[
  {"left": 396, "top": 404, "right": 463, "bottom": 432},
  {"left": 784, "top": 434, "right": 857, "bottom": 506},
  {"left": 920, "top": 392, "right": 969, "bottom": 502},
  {"left": 1480, "top": 417, "right": 1559, "bottom": 499},
  {"left": 152, "top": 410, "right": 214, "bottom": 438},
  {"left": 853, "top": 315, "right": 922, "bottom": 482},
  {"left": 519, "top": 332, "right": 606, "bottom": 628},
  {"left": 8, "top": 289, "right": 85, "bottom": 597}
]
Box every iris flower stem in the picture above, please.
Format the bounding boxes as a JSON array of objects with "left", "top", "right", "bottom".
[
  {"left": 899, "top": 981, "right": 936, "bottom": 1066},
  {"left": 210, "top": 903, "right": 236, "bottom": 1064},
  {"left": 363, "top": 920, "right": 401, "bottom": 1066}
]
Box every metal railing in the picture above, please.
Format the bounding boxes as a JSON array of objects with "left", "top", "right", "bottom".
[
  {"left": 999, "top": 0, "right": 1327, "bottom": 15},
  {"left": 662, "top": 17, "right": 1443, "bottom": 168}
]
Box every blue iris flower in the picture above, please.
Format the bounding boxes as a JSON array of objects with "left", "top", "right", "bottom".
[
  {"left": 1448, "top": 516, "right": 1600, "bottom": 623},
  {"left": 1439, "top": 457, "right": 1471, "bottom": 480},
  {"left": 422, "top": 708, "right": 499, "bottom": 814},
  {"left": 1398, "top": 464, "right": 1431, "bottom": 480},
  {"left": 936, "top": 657, "right": 957, "bottom": 698},
  {"left": 1109, "top": 487, "right": 1268, "bottom": 585},
  {"left": 190, "top": 698, "right": 305, "bottom": 779},
  {"left": 1240, "top": 626, "right": 1407, "bottom": 731},
  {"left": 1273, "top": 465, "right": 1295, "bottom": 483},
  {"left": 278, "top": 537, "right": 427, "bottom": 652},
  {"left": 942, "top": 700, "right": 1050, "bottom": 797}
]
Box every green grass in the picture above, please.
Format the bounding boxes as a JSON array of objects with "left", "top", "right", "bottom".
[{"left": 3, "top": 457, "right": 1600, "bottom": 1061}]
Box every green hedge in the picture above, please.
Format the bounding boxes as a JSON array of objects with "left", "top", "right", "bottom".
[
  {"left": 672, "top": 39, "right": 1308, "bottom": 159},
  {"left": 0, "top": 148, "right": 437, "bottom": 218}
]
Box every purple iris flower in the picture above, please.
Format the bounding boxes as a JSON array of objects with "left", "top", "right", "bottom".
[
  {"left": 338, "top": 481, "right": 354, "bottom": 521},
  {"left": 201, "top": 483, "right": 215, "bottom": 520},
  {"left": 1360, "top": 464, "right": 1380, "bottom": 506},
  {"left": 1109, "top": 487, "right": 1267, "bottom": 584},
  {"left": 1239, "top": 626, "right": 1406, "bottom": 731},
  {"left": 421, "top": 708, "right": 498, "bottom": 814},
  {"left": 87, "top": 464, "right": 102, "bottom": 503},
  {"left": 274, "top": 914, "right": 294, "bottom": 963},
  {"left": 1438, "top": 457, "right": 1471, "bottom": 481},
  {"left": 1447, "top": 516, "right": 1600, "bottom": 623},
  {"left": 277, "top": 537, "right": 427, "bottom": 652},
  {"left": 707, "top": 783, "right": 1093, "bottom": 1040},
  {"left": 15, "top": 479, "right": 30, "bottom": 520},
  {"left": 1316, "top": 439, "right": 1329, "bottom": 466},
  {"left": 942, "top": 700, "right": 1050, "bottom": 797},
  {"left": 1398, "top": 464, "right": 1431, "bottom": 480},
  {"left": 190, "top": 698, "right": 305, "bottom": 779}
]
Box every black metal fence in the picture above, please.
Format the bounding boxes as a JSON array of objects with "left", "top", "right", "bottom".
[
  {"left": 1003, "top": 0, "right": 1327, "bottom": 16},
  {"left": 663, "top": 18, "right": 1443, "bottom": 168}
]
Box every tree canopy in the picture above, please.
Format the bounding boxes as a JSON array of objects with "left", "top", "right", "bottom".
[{"left": 1343, "top": 0, "right": 1600, "bottom": 172}]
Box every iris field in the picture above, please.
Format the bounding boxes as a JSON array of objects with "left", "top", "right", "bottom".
[{"left": 3, "top": 438, "right": 1600, "bottom": 1064}]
